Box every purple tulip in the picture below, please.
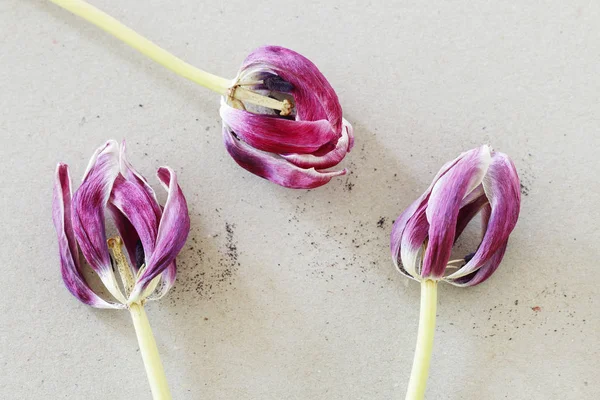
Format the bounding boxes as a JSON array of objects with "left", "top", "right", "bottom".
[
  {"left": 52, "top": 140, "right": 190, "bottom": 308},
  {"left": 391, "top": 145, "right": 521, "bottom": 287},
  {"left": 221, "top": 46, "right": 354, "bottom": 189}
]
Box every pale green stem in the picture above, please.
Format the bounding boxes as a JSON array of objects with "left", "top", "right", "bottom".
[
  {"left": 405, "top": 280, "right": 438, "bottom": 400},
  {"left": 129, "top": 303, "right": 172, "bottom": 400},
  {"left": 47, "top": 0, "right": 289, "bottom": 112}
]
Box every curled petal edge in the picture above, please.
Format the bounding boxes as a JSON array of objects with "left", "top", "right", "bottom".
[
  {"left": 223, "top": 127, "right": 346, "bottom": 189},
  {"left": 53, "top": 164, "right": 122, "bottom": 309}
]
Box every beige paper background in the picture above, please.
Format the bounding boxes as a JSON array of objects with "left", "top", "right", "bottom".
[{"left": 1, "top": 0, "right": 598, "bottom": 399}]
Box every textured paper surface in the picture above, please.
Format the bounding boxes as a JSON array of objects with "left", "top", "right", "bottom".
[{"left": 1, "top": 1, "right": 598, "bottom": 399}]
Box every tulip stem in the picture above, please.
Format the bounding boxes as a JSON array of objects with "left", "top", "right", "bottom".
[
  {"left": 46, "top": 0, "right": 290, "bottom": 112},
  {"left": 405, "top": 279, "right": 438, "bottom": 400},
  {"left": 129, "top": 303, "right": 172, "bottom": 400}
]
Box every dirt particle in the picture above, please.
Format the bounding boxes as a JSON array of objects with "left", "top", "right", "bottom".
[
  {"left": 532, "top": 306, "right": 542, "bottom": 312},
  {"left": 377, "top": 217, "right": 387, "bottom": 229},
  {"left": 520, "top": 183, "right": 530, "bottom": 196}
]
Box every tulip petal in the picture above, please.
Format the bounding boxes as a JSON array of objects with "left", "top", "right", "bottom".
[
  {"left": 422, "top": 146, "right": 492, "bottom": 279},
  {"left": 72, "top": 140, "right": 126, "bottom": 304},
  {"left": 446, "top": 152, "right": 520, "bottom": 280},
  {"left": 108, "top": 142, "right": 163, "bottom": 270},
  {"left": 146, "top": 261, "right": 177, "bottom": 301},
  {"left": 390, "top": 147, "right": 476, "bottom": 279},
  {"left": 241, "top": 46, "right": 343, "bottom": 131},
  {"left": 223, "top": 127, "right": 347, "bottom": 189},
  {"left": 454, "top": 186, "right": 489, "bottom": 240},
  {"left": 445, "top": 241, "right": 507, "bottom": 287},
  {"left": 281, "top": 119, "right": 354, "bottom": 169},
  {"left": 220, "top": 102, "right": 337, "bottom": 153},
  {"left": 119, "top": 141, "right": 162, "bottom": 222},
  {"left": 53, "top": 164, "right": 121, "bottom": 309},
  {"left": 107, "top": 204, "right": 142, "bottom": 270},
  {"left": 130, "top": 167, "right": 189, "bottom": 301},
  {"left": 400, "top": 200, "right": 430, "bottom": 278},
  {"left": 109, "top": 174, "right": 160, "bottom": 266},
  {"left": 390, "top": 196, "right": 425, "bottom": 280}
]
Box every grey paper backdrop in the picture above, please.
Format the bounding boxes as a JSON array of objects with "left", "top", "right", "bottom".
[{"left": 1, "top": 0, "right": 598, "bottom": 399}]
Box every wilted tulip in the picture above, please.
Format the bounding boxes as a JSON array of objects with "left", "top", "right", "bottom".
[
  {"left": 53, "top": 140, "right": 190, "bottom": 399},
  {"left": 48, "top": 0, "right": 353, "bottom": 189},
  {"left": 221, "top": 46, "right": 354, "bottom": 188},
  {"left": 390, "top": 145, "right": 521, "bottom": 400}
]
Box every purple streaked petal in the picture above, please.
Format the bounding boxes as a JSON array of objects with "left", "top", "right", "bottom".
[
  {"left": 223, "top": 127, "right": 347, "bottom": 189},
  {"left": 390, "top": 147, "right": 475, "bottom": 278},
  {"left": 109, "top": 174, "right": 160, "bottom": 264},
  {"left": 109, "top": 142, "right": 163, "bottom": 270},
  {"left": 220, "top": 102, "right": 337, "bottom": 154},
  {"left": 454, "top": 187, "right": 489, "bottom": 241},
  {"left": 446, "top": 151, "right": 521, "bottom": 280},
  {"left": 400, "top": 200, "right": 430, "bottom": 277},
  {"left": 241, "top": 46, "right": 343, "bottom": 131},
  {"left": 72, "top": 140, "right": 126, "bottom": 303},
  {"left": 107, "top": 203, "right": 141, "bottom": 270},
  {"left": 130, "top": 167, "right": 189, "bottom": 301},
  {"left": 119, "top": 141, "right": 162, "bottom": 222},
  {"left": 53, "top": 164, "right": 121, "bottom": 309},
  {"left": 390, "top": 198, "right": 422, "bottom": 277},
  {"left": 281, "top": 119, "right": 354, "bottom": 169},
  {"left": 146, "top": 261, "right": 177, "bottom": 301},
  {"left": 445, "top": 241, "right": 507, "bottom": 287},
  {"left": 422, "top": 146, "right": 492, "bottom": 279}
]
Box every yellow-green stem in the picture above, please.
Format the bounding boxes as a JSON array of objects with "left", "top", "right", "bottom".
[
  {"left": 405, "top": 279, "right": 438, "bottom": 400},
  {"left": 48, "top": 0, "right": 231, "bottom": 94},
  {"left": 129, "top": 303, "right": 172, "bottom": 400}
]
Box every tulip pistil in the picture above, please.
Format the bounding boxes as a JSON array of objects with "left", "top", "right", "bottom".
[
  {"left": 107, "top": 236, "right": 136, "bottom": 299},
  {"left": 228, "top": 85, "right": 294, "bottom": 116}
]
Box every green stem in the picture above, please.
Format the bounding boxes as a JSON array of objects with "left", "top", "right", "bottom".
[
  {"left": 129, "top": 303, "right": 172, "bottom": 400},
  {"left": 405, "top": 280, "right": 438, "bottom": 400},
  {"left": 48, "top": 0, "right": 230, "bottom": 94},
  {"left": 47, "top": 0, "right": 290, "bottom": 112}
]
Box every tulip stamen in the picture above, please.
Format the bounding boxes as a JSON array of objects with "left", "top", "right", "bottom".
[
  {"left": 228, "top": 85, "right": 294, "bottom": 116},
  {"left": 445, "top": 258, "right": 466, "bottom": 269},
  {"left": 107, "top": 236, "right": 136, "bottom": 299},
  {"left": 47, "top": 0, "right": 292, "bottom": 117}
]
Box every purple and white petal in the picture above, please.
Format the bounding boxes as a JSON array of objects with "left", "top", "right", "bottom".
[
  {"left": 71, "top": 140, "right": 126, "bottom": 303},
  {"left": 53, "top": 164, "right": 121, "bottom": 309},
  {"left": 400, "top": 201, "right": 430, "bottom": 278},
  {"left": 109, "top": 174, "right": 160, "bottom": 263},
  {"left": 119, "top": 141, "right": 162, "bottom": 222},
  {"left": 145, "top": 261, "right": 177, "bottom": 302},
  {"left": 446, "top": 151, "right": 520, "bottom": 280},
  {"left": 445, "top": 241, "right": 508, "bottom": 287},
  {"left": 241, "top": 46, "right": 343, "bottom": 131},
  {"left": 281, "top": 119, "right": 354, "bottom": 169},
  {"left": 107, "top": 203, "right": 142, "bottom": 270},
  {"left": 223, "top": 127, "right": 346, "bottom": 189},
  {"left": 422, "top": 146, "right": 492, "bottom": 279},
  {"left": 454, "top": 187, "right": 489, "bottom": 240},
  {"left": 390, "top": 146, "right": 480, "bottom": 279},
  {"left": 130, "top": 167, "right": 190, "bottom": 302},
  {"left": 220, "top": 102, "right": 337, "bottom": 154}
]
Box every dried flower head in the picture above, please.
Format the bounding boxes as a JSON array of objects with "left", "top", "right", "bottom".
[
  {"left": 391, "top": 145, "right": 521, "bottom": 286},
  {"left": 53, "top": 140, "right": 190, "bottom": 307},
  {"left": 221, "top": 46, "right": 354, "bottom": 189}
]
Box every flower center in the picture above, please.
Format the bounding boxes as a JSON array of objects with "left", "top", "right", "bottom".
[
  {"left": 107, "top": 236, "right": 136, "bottom": 299},
  {"left": 227, "top": 84, "right": 294, "bottom": 116}
]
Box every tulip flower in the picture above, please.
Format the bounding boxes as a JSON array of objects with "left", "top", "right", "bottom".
[
  {"left": 53, "top": 140, "right": 190, "bottom": 400},
  {"left": 47, "top": 0, "right": 353, "bottom": 189},
  {"left": 221, "top": 46, "right": 354, "bottom": 188},
  {"left": 390, "top": 145, "right": 521, "bottom": 400}
]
